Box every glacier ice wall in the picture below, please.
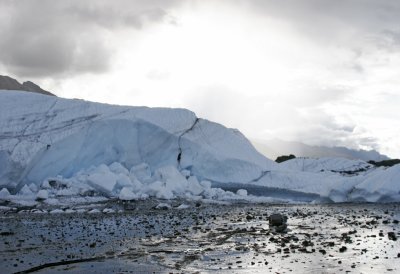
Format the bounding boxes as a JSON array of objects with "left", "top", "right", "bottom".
[
  {"left": 0, "top": 91, "right": 275, "bottom": 190},
  {"left": 1, "top": 91, "right": 399, "bottom": 203}
]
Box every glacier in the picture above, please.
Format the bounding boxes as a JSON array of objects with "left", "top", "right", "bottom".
[{"left": 0, "top": 90, "right": 399, "bottom": 205}]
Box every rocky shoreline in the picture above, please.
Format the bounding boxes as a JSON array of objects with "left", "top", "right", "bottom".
[{"left": 1, "top": 201, "right": 399, "bottom": 273}]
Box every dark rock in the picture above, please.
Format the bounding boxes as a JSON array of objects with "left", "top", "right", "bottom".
[
  {"left": 283, "top": 248, "right": 290, "bottom": 254},
  {"left": 269, "top": 213, "right": 288, "bottom": 233},
  {"left": 269, "top": 214, "right": 287, "bottom": 226},
  {"left": 275, "top": 154, "right": 296, "bottom": 163},
  {"left": 48, "top": 180, "right": 68, "bottom": 189},
  {"left": 246, "top": 214, "right": 254, "bottom": 221},
  {"left": 339, "top": 246, "right": 347, "bottom": 252},
  {"left": 327, "top": 241, "right": 335, "bottom": 247},
  {"left": 0, "top": 231, "right": 14, "bottom": 236},
  {"left": 388, "top": 232, "right": 397, "bottom": 241},
  {"left": 275, "top": 224, "right": 288, "bottom": 233},
  {"left": 302, "top": 240, "right": 313, "bottom": 247}
]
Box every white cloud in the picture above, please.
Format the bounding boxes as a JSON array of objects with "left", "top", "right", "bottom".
[{"left": 2, "top": 0, "right": 400, "bottom": 158}]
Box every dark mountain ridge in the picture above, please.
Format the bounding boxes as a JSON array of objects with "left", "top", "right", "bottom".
[{"left": 0, "top": 75, "right": 54, "bottom": 96}]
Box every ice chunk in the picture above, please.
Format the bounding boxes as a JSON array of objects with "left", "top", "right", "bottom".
[
  {"left": 0, "top": 188, "right": 10, "bottom": 200},
  {"left": 29, "top": 183, "right": 38, "bottom": 193},
  {"left": 19, "top": 184, "right": 34, "bottom": 196},
  {"left": 32, "top": 209, "right": 47, "bottom": 214},
  {"left": 156, "top": 188, "right": 174, "bottom": 199},
  {"left": 45, "top": 198, "right": 60, "bottom": 205},
  {"left": 155, "top": 203, "right": 171, "bottom": 209},
  {"left": 200, "top": 180, "right": 212, "bottom": 189},
  {"left": 130, "top": 163, "right": 152, "bottom": 183},
  {"left": 36, "top": 189, "right": 49, "bottom": 200},
  {"left": 154, "top": 165, "right": 188, "bottom": 195},
  {"left": 144, "top": 181, "right": 173, "bottom": 199},
  {"left": 115, "top": 173, "right": 134, "bottom": 189},
  {"left": 50, "top": 209, "right": 64, "bottom": 214},
  {"left": 56, "top": 188, "right": 77, "bottom": 196},
  {"left": 187, "top": 176, "right": 204, "bottom": 196},
  {"left": 119, "top": 187, "right": 138, "bottom": 200},
  {"left": 41, "top": 180, "right": 51, "bottom": 189},
  {"left": 86, "top": 164, "right": 118, "bottom": 195},
  {"left": 176, "top": 204, "right": 190, "bottom": 209},
  {"left": 109, "top": 162, "right": 129, "bottom": 175},
  {"left": 237, "top": 189, "right": 248, "bottom": 196}
]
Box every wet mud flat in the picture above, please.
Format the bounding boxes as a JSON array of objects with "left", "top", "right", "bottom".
[{"left": 1, "top": 201, "right": 399, "bottom": 273}]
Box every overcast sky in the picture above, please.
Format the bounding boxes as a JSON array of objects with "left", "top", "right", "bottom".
[{"left": 1, "top": 0, "right": 399, "bottom": 158}]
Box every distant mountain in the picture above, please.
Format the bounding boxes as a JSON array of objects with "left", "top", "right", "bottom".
[
  {"left": 0, "top": 75, "right": 55, "bottom": 96},
  {"left": 251, "top": 139, "right": 389, "bottom": 162}
]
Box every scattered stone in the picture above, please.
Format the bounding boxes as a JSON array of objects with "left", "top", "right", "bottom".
[
  {"left": 246, "top": 214, "right": 254, "bottom": 221},
  {"left": 302, "top": 240, "right": 313, "bottom": 247},
  {"left": 269, "top": 214, "right": 287, "bottom": 226},
  {"left": 388, "top": 232, "right": 397, "bottom": 241},
  {"left": 269, "top": 214, "right": 288, "bottom": 232},
  {"left": 0, "top": 231, "right": 14, "bottom": 236}
]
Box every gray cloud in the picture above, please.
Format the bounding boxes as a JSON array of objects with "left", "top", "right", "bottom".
[
  {"left": 0, "top": 0, "right": 179, "bottom": 78},
  {"left": 237, "top": 0, "right": 400, "bottom": 75},
  {"left": 241, "top": 0, "right": 400, "bottom": 42}
]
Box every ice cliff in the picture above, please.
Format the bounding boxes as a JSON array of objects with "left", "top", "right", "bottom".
[{"left": 0, "top": 91, "right": 274, "bottom": 190}]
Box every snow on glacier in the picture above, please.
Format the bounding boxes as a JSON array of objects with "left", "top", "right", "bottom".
[
  {"left": 0, "top": 90, "right": 399, "bottom": 204},
  {"left": 277, "top": 157, "right": 373, "bottom": 174}
]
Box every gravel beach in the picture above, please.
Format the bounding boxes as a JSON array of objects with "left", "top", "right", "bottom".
[{"left": 1, "top": 201, "right": 399, "bottom": 273}]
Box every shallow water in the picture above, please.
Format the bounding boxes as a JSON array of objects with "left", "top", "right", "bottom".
[{"left": 1, "top": 201, "right": 399, "bottom": 273}]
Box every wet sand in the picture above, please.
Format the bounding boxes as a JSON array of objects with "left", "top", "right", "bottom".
[{"left": 1, "top": 201, "right": 399, "bottom": 273}]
